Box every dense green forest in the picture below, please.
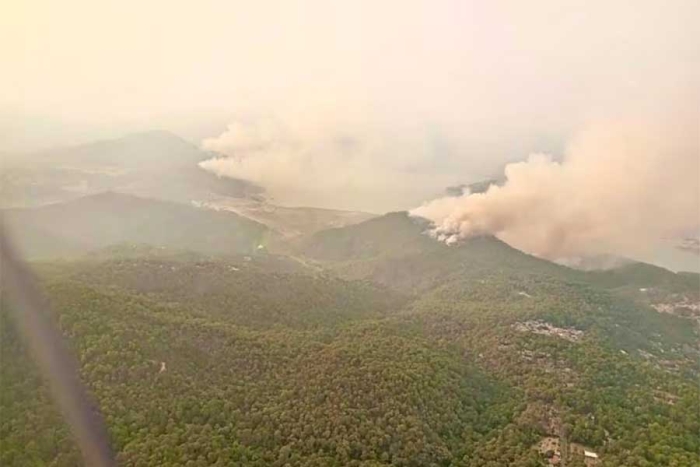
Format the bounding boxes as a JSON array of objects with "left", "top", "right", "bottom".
[{"left": 1, "top": 213, "right": 699, "bottom": 466}]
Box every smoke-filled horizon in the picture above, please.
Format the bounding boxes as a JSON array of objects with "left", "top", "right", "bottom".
[{"left": 2, "top": 0, "right": 699, "bottom": 249}]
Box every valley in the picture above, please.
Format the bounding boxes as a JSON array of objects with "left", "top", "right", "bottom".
[{"left": 2, "top": 193, "right": 698, "bottom": 466}]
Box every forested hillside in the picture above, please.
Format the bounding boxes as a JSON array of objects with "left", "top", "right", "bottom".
[{"left": 1, "top": 212, "right": 699, "bottom": 466}]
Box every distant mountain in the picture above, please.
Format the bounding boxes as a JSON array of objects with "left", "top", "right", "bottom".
[
  {"left": 1, "top": 131, "right": 262, "bottom": 208},
  {"left": 586, "top": 262, "right": 697, "bottom": 292},
  {"left": 25, "top": 130, "right": 206, "bottom": 169},
  {"left": 1, "top": 192, "right": 268, "bottom": 259}
]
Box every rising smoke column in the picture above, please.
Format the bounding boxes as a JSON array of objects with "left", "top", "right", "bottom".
[{"left": 411, "top": 119, "right": 699, "bottom": 262}]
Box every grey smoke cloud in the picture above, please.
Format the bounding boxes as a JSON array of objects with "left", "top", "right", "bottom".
[{"left": 411, "top": 117, "right": 700, "bottom": 262}]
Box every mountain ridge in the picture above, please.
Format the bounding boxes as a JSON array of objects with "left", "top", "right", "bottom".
[{"left": 1, "top": 191, "right": 268, "bottom": 259}]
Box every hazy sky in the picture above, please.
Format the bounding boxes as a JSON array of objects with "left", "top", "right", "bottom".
[{"left": 2, "top": 0, "right": 698, "bottom": 210}]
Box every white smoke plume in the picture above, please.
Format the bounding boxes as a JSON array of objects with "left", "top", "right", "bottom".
[
  {"left": 198, "top": 114, "right": 465, "bottom": 213},
  {"left": 411, "top": 118, "right": 699, "bottom": 262}
]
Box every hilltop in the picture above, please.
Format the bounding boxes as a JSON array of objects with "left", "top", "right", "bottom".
[{"left": 302, "top": 211, "right": 566, "bottom": 292}]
